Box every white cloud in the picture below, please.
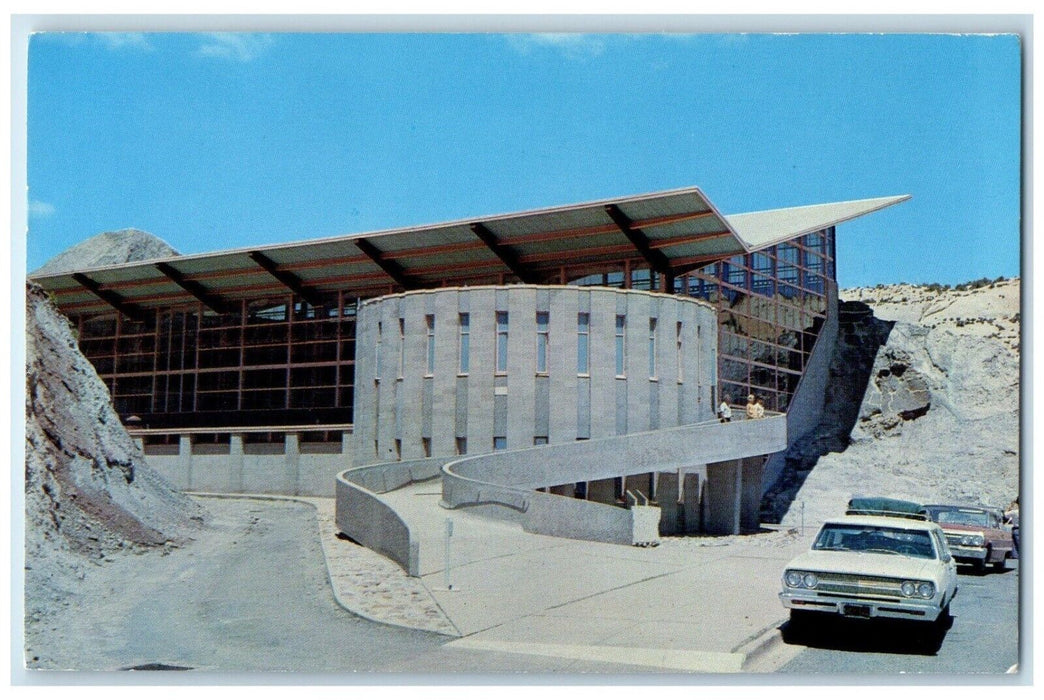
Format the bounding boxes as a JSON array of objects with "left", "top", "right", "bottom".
[
  {"left": 29, "top": 200, "right": 56, "bottom": 219},
  {"left": 196, "top": 33, "right": 274, "bottom": 63},
  {"left": 96, "top": 33, "right": 152, "bottom": 51},
  {"left": 506, "top": 33, "right": 607, "bottom": 60}
]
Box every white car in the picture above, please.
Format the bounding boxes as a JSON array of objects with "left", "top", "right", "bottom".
[{"left": 780, "top": 513, "right": 959, "bottom": 627}]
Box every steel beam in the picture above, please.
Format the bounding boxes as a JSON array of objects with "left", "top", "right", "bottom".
[
  {"left": 247, "top": 251, "right": 326, "bottom": 306},
  {"left": 353, "top": 238, "right": 416, "bottom": 289},
  {"left": 154, "top": 262, "right": 234, "bottom": 315},
  {"left": 470, "top": 222, "right": 540, "bottom": 283},
  {"left": 71, "top": 273, "right": 152, "bottom": 322},
  {"left": 605, "top": 204, "right": 675, "bottom": 275}
]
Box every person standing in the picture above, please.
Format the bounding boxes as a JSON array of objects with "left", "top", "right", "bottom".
[
  {"left": 718, "top": 395, "right": 732, "bottom": 423},
  {"left": 745, "top": 394, "right": 758, "bottom": 419},
  {"left": 753, "top": 396, "right": 765, "bottom": 419}
]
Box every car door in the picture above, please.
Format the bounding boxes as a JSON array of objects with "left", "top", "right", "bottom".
[{"left": 931, "top": 528, "right": 958, "bottom": 599}]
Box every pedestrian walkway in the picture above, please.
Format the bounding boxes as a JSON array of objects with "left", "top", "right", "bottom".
[{"left": 308, "top": 482, "right": 817, "bottom": 673}]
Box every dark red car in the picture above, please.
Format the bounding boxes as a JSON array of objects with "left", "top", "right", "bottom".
[{"left": 921, "top": 504, "right": 1015, "bottom": 572}]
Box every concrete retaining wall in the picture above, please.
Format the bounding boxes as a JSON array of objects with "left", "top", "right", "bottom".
[
  {"left": 334, "top": 456, "right": 447, "bottom": 576},
  {"left": 138, "top": 430, "right": 355, "bottom": 497},
  {"left": 762, "top": 280, "right": 840, "bottom": 493}
]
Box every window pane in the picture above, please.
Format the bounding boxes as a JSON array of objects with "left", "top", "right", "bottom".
[
  {"left": 496, "top": 311, "right": 509, "bottom": 373},
  {"left": 577, "top": 312, "right": 590, "bottom": 374},
  {"left": 648, "top": 318, "right": 657, "bottom": 378},
  {"left": 615, "top": 315, "right": 625, "bottom": 376},
  {"left": 459, "top": 313, "right": 470, "bottom": 374},
  {"left": 536, "top": 311, "right": 549, "bottom": 373},
  {"left": 426, "top": 315, "right": 435, "bottom": 374}
]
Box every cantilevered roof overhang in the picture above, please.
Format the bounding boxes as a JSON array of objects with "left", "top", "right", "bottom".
[
  {"left": 724, "top": 195, "right": 912, "bottom": 252},
  {"left": 29, "top": 188, "right": 909, "bottom": 318}
]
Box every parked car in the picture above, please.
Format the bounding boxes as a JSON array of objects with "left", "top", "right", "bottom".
[
  {"left": 780, "top": 498, "right": 959, "bottom": 632},
  {"left": 921, "top": 504, "right": 1015, "bottom": 572}
]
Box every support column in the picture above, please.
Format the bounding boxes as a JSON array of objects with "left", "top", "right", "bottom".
[
  {"left": 740, "top": 458, "right": 766, "bottom": 533},
  {"left": 230, "top": 434, "right": 244, "bottom": 493},
  {"left": 682, "top": 472, "right": 702, "bottom": 534},
  {"left": 286, "top": 432, "right": 301, "bottom": 496},
  {"left": 657, "top": 471, "right": 681, "bottom": 535},
  {"left": 704, "top": 459, "right": 742, "bottom": 535},
  {"left": 180, "top": 435, "right": 193, "bottom": 491}
]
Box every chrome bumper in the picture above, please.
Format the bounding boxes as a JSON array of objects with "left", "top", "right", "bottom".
[
  {"left": 949, "top": 545, "right": 988, "bottom": 562},
  {"left": 780, "top": 590, "right": 944, "bottom": 622}
]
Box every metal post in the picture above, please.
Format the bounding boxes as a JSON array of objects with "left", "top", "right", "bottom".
[{"left": 444, "top": 518, "right": 454, "bottom": 591}]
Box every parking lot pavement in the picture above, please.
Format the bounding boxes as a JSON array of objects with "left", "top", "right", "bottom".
[{"left": 314, "top": 483, "right": 818, "bottom": 672}]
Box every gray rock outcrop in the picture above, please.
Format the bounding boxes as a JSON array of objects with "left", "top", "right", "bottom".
[
  {"left": 25, "top": 282, "right": 205, "bottom": 658},
  {"left": 764, "top": 279, "right": 1020, "bottom": 526},
  {"left": 32, "top": 229, "right": 179, "bottom": 276}
]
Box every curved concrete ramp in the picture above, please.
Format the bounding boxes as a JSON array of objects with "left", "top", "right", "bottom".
[
  {"left": 336, "top": 415, "right": 786, "bottom": 574},
  {"left": 442, "top": 415, "right": 787, "bottom": 545},
  {"left": 335, "top": 456, "right": 447, "bottom": 576}
]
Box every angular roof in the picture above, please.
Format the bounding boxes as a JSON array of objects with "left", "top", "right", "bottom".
[
  {"left": 29, "top": 188, "right": 909, "bottom": 319},
  {"left": 725, "top": 195, "right": 911, "bottom": 252}
]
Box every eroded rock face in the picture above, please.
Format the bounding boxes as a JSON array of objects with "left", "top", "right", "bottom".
[
  {"left": 25, "top": 282, "right": 205, "bottom": 587},
  {"left": 764, "top": 279, "right": 1020, "bottom": 527},
  {"left": 857, "top": 340, "right": 932, "bottom": 436}
]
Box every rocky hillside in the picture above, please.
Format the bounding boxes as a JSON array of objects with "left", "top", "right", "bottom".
[
  {"left": 32, "top": 229, "right": 179, "bottom": 276},
  {"left": 764, "top": 278, "right": 1020, "bottom": 526},
  {"left": 25, "top": 279, "right": 204, "bottom": 658}
]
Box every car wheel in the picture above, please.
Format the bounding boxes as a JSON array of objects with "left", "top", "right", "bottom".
[
  {"left": 992, "top": 555, "right": 1009, "bottom": 572},
  {"left": 936, "top": 603, "right": 953, "bottom": 630}
]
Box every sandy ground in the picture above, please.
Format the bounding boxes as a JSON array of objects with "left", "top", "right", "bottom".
[{"left": 23, "top": 496, "right": 446, "bottom": 673}]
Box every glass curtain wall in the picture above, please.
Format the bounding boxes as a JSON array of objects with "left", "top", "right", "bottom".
[
  {"left": 75, "top": 290, "right": 358, "bottom": 428},
  {"left": 570, "top": 227, "right": 835, "bottom": 414},
  {"left": 73, "top": 227, "right": 834, "bottom": 429},
  {"left": 679, "top": 228, "right": 835, "bottom": 413}
]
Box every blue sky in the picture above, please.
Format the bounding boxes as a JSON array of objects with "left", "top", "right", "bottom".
[{"left": 25, "top": 31, "right": 1022, "bottom": 287}]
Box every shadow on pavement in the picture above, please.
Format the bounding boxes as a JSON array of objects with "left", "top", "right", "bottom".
[{"left": 781, "top": 611, "right": 952, "bottom": 656}]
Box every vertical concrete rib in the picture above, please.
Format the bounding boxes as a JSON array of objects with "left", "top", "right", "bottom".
[
  {"left": 376, "top": 299, "right": 399, "bottom": 462},
  {"left": 507, "top": 287, "right": 537, "bottom": 450},
  {"left": 589, "top": 290, "right": 615, "bottom": 439},
  {"left": 548, "top": 288, "right": 579, "bottom": 444},
  {"left": 399, "top": 295, "right": 424, "bottom": 460},
  {"left": 467, "top": 289, "right": 496, "bottom": 453},
  {"left": 432, "top": 291, "right": 459, "bottom": 456},
  {"left": 625, "top": 292, "right": 650, "bottom": 433}
]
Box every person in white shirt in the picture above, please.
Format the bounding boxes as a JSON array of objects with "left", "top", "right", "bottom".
[{"left": 718, "top": 395, "right": 732, "bottom": 423}]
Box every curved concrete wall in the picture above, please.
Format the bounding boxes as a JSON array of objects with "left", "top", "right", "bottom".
[
  {"left": 442, "top": 415, "right": 787, "bottom": 544},
  {"left": 352, "top": 285, "right": 717, "bottom": 465},
  {"left": 334, "top": 457, "right": 446, "bottom": 576},
  {"left": 334, "top": 414, "right": 787, "bottom": 572}
]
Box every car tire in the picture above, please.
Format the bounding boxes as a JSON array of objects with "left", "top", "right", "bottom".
[
  {"left": 936, "top": 603, "right": 953, "bottom": 630},
  {"left": 992, "top": 555, "right": 1009, "bottom": 572}
]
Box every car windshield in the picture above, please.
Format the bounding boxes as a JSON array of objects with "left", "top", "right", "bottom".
[
  {"left": 813, "top": 524, "right": 937, "bottom": 559},
  {"left": 928, "top": 508, "right": 993, "bottom": 527}
]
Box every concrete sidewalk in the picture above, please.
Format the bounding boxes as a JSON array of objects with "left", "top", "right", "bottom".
[{"left": 310, "top": 482, "right": 816, "bottom": 673}]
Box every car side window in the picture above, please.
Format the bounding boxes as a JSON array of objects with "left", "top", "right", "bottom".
[{"left": 930, "top": 530, "right": 949, "bottom": 561}]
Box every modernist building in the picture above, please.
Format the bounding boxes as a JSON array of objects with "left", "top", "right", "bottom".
[{"left": 31, "top": 187, "right": 908, "bottom": 550}]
